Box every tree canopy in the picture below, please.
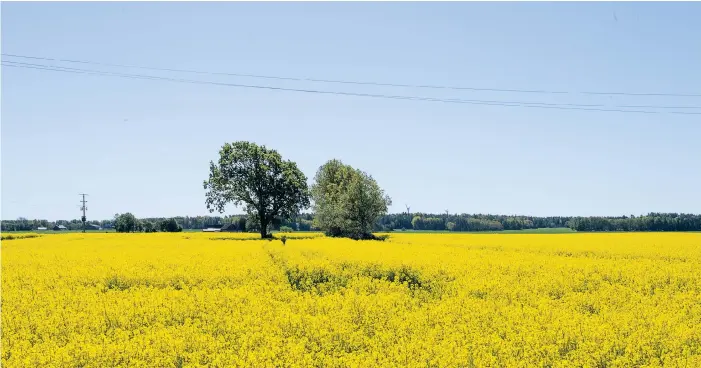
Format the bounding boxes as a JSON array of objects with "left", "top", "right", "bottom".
[
  {"left": 114, "top": 213, "right": 138, "bottom": 233},
  {"left": 203, "top": 141, "right": 310, "bottom": 238},
  {"left": 142, "top": 221, "right": 156, "bottom": 233},
  {"left": 311, "top": 159, "right": 391, "bottom": 239},
  {"left": 159, "top": 218, "right": 182, "bottom": 232}
]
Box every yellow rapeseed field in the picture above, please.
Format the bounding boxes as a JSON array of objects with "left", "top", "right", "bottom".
[{"left": 2, "top": 232, "right": 700, "bottom": 367}]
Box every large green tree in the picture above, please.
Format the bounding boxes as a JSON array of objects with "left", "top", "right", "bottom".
[
  {"left": 311, "top": 159, "right": 392, "bottom": 239},
  {"left": 114, "top": 213, "right": 138, "bottom": 233},
  {"left": 203, "top": 141, "right": 310, "bottom": 238},
  {"left": 159, "top": 218, "right": 182, "bottom": 232},
  {"left": 142, "top": 221, "right": 156, "bottom": 233}
]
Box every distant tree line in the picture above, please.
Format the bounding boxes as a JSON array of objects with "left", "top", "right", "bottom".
[
  {"left": 113, "top": 213, "right": 183, "bottom": 233},
  {"left": 378, "top": 213, "right": 571, "bottom": 232},
  {"left": 1, "top": 217, "right": 108, "bottom": 232},
  {"left": 379, "top": 213, "right": 701, "bottom": 232},
  {"left": 565, "top": 213, "right": 701, "bottom": 232},
  {"left": 3, "top": 143, "right": 699, "bottom": 236},
  {"left": 4, "top": 213, "right": 701, "bottom": 233},
  {"left": 0, "top": 214, "right": 316, "bottom": 233}
]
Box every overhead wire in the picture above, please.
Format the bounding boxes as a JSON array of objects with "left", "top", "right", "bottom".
[
  {"left": 6, "top": 59, "right": 697, "bottom": 110},
  {"left": 2, "top": 60, "right": 700, "bottom": 116},
  {"left": 3, "top": 52, "right": 701, "bottom": 98}
]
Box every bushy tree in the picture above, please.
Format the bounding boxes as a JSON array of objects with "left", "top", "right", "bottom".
[
  {"left": 204, "top": 141, "right": 310, "bottom": 238},
  {"left": 237, "top": 217, "right": 247, "bottom": 232},
  {"left": 142, "top": 221, "right": 156, "bottom": 233},
  {"left": 311, "top": 159, "right": 391, "bottom": 239},
  {"left": 159, "top": 218, "right": 182, "bottom": 232},
  {"left": 310, "top": 160, "right": 356, "bottom": 236},
  {"left": 115, "top": 213, "right": 138, "bottom": 233}
]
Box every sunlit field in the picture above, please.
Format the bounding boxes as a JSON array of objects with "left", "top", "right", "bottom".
[{"left": 2, "top": 232, "right": 700, "bottom": 367}]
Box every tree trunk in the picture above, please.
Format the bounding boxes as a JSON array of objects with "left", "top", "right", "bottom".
[{"left": 259, "top": 216, "right": 270, "bottom": 238}]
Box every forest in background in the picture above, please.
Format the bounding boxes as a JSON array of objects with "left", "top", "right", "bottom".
[{"left": 3, "top": 212, "right": 701, "bottom": 233}]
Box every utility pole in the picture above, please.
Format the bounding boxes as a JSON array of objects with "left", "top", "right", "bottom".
[{"left": 79, "top": 194, "right": 88, "bottom": 233}]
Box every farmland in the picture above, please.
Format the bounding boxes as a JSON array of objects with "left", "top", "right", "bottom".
[{"left": 2, "top": 232, "right": 700, "bottom": 367}]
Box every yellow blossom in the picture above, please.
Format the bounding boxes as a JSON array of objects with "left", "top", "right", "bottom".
[{"left": 2, "top": 232, "right": 700, "bottom": 367}]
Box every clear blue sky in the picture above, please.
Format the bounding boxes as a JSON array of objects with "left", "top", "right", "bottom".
[{"left": 2, "top": 2, "right": 700, "bottom": 221}]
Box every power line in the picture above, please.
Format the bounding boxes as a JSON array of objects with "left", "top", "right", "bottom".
[
  {"left": 4, "top": 61, "right": 698, "bottom": 115},
  {"left": 3, "top": 61, "right": 700, "bottom": 116},
  {"left": 4, "top": 52, "right": 701, "bottom": 98},
  {"left": 6, "top": 59, "right": 698, "bottom": 111}
]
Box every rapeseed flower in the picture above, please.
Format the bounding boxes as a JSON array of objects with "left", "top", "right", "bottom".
[{"left": 2, "top": 232, "right": 700, "bottom": 367}]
